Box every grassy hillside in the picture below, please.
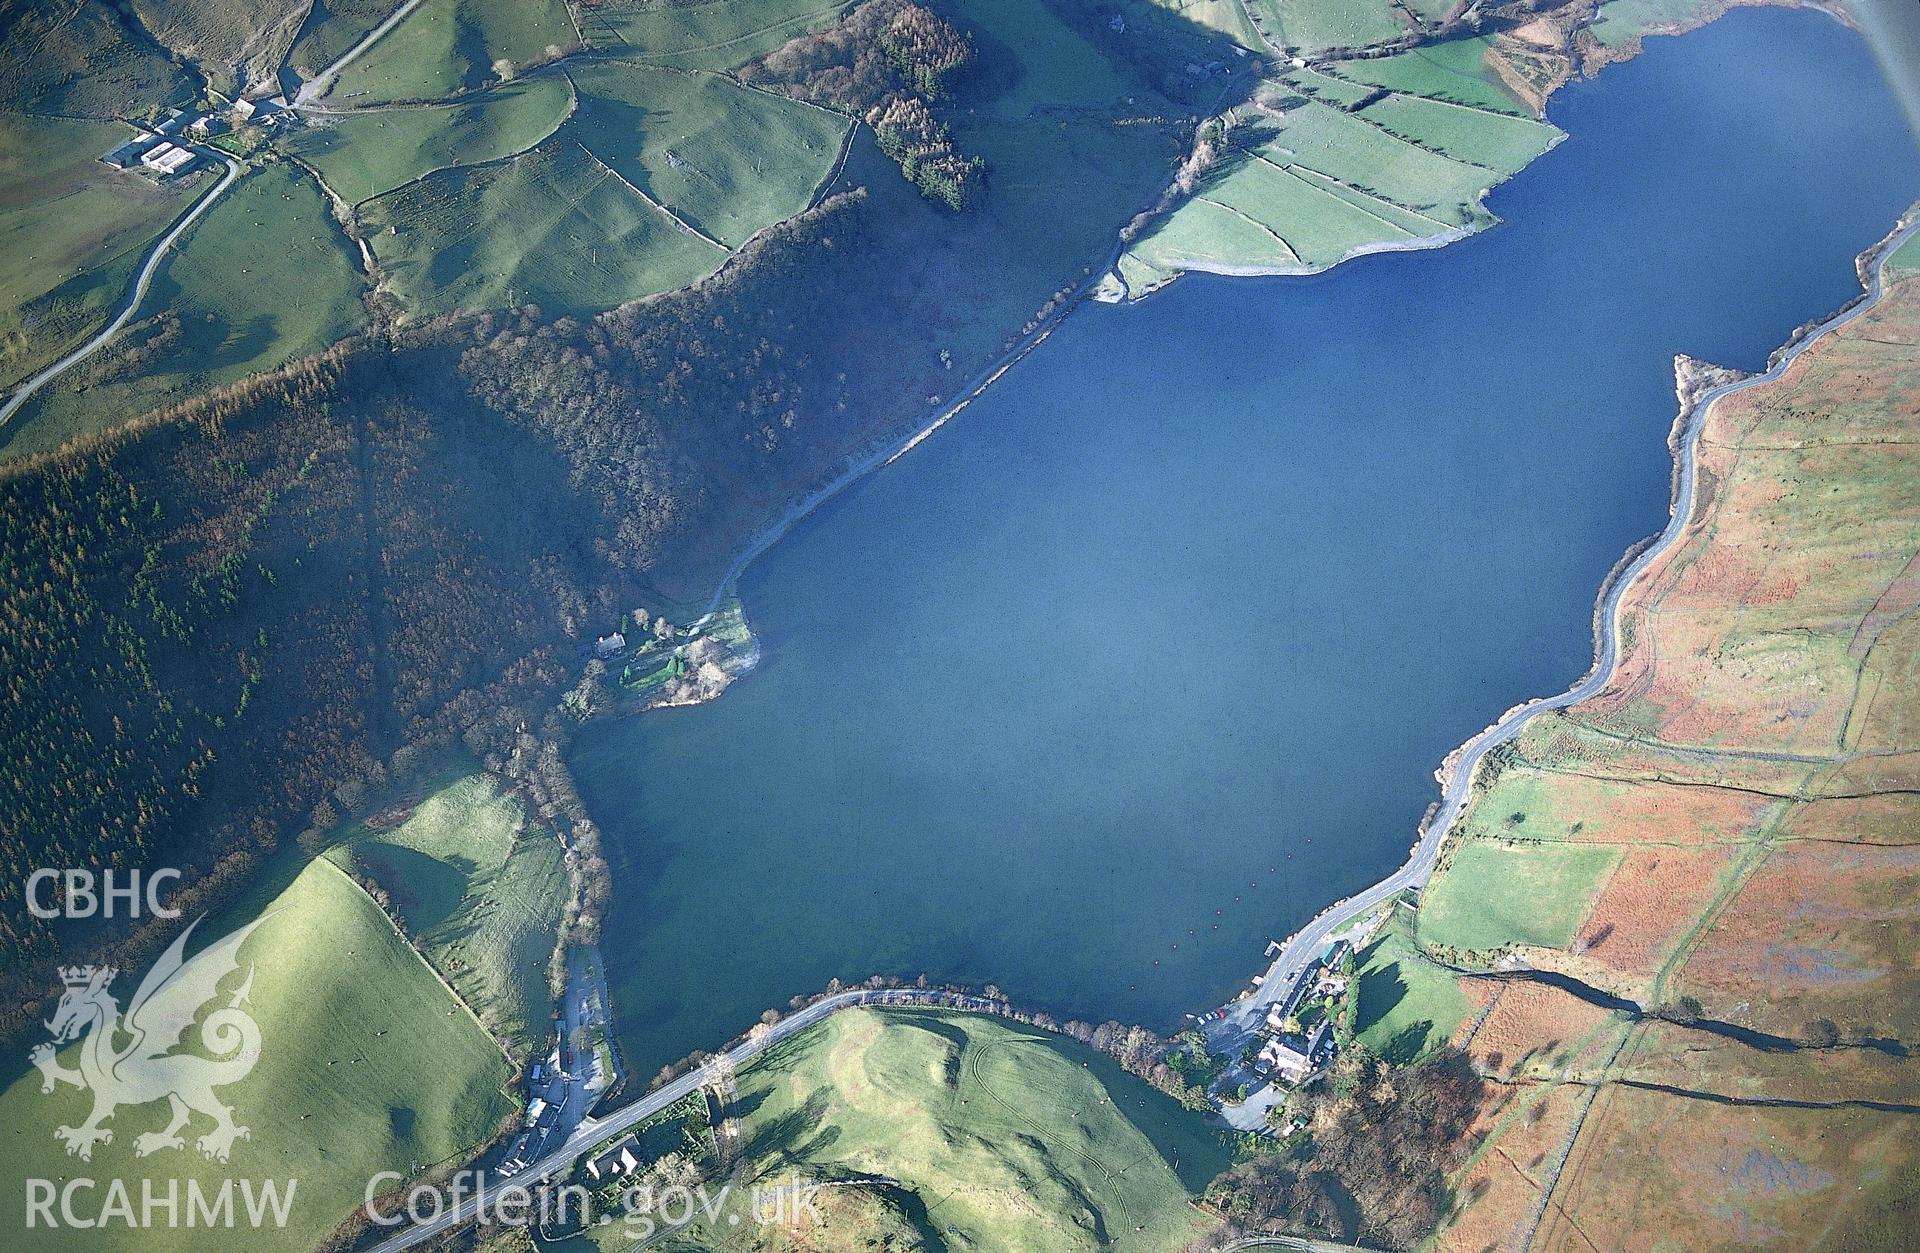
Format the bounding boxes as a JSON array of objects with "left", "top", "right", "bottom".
[
  {"left": 3, "top": 163, "right": 369, "bottom": 458},
  {"left": 564, "top": 61, "right": 847, "bottom": 247},
  {"left": 1425, "top": 246, "right": 1920, "bottom": 1250},
  {"left": 586, "top": 0, "right": 856, "bottom": 70},
  {"left": 325, "top": 771, "right": 567, "bottom": 1054},
  {"left": 659, "top": 1007, "right": 1227, "bottom": 1251},
  {"left": 0, "top": 114, "right": 198, "bottom": 390},
  {"left": 129, "top": 0, "right": 309, "bottom": 93},
  {"left": 325, "top": 0, "right": 580, "bottom": 104},
  {"left": 1246, "top": 0, "right": 1409, "bottom": 56},
  {"left": 286, "top": 0, "right": 415, "bottom": 80},
  {"left": 0, "top": 855, "right": 515, "bottom": 1251},
  {"left": 287, "top": 76, "right": 576, "bottom": 204},
  {"left": 357, "top": 59, "right": 845, "bottom": 315},
  {"left": 363, "top": 136, "right": 728, "bottom": 315},
  {"left": 0, "top": 0, "right": 194, "bottom": 117}
]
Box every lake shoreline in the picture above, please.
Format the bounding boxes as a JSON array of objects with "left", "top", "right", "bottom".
[
  {"left": 582, "top": 2, "right": 1904, "bottom": 1086},
  {"left": 1208, "top": 205, "right": 1920, "bottom": 1045}
]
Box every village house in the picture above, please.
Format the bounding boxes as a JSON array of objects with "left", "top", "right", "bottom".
[
  {"left": 1257, "top": 1021, "right": 1333, "bottom": 1087},
  {"left": 594, "top": 631, "right": 627, "bottom": 658},
  {"left": 584, "top": 1134, "right": 643, "bottom": 1182}
]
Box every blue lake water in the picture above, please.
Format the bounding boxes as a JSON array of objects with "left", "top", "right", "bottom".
[{"left": 573, "top": 8, "right": 1920, "bottom": 1076}]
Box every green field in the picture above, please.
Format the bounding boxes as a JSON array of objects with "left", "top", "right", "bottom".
[
  {"left": 288, "top": 76, "right": 575, "bottom": 203},
  {"left": 1889, "top": 229, "right": 1920, "bottom": 276},
  {"left": 959, "top": 0, "right": 1138, "bottom": 116},
  {"left": 325, "top": 772, "right": 566, "bottom": 1054},
  {"left": 565, "top": 61, "right": 847, "bottom": 247},
  {"left": 286, "top": 0, "right": 412, "bottom": 80},
  {"left": 322, "top": 767, "right": 560, "bottom": 1051},
  {"left": 587, "top": 0, "right": 855, "bottom": 71},
  {"left": 0, "top": 856, "right": 514, "bottom": 1251},
  {"left": 1249, "top": 0, "right": 1408, "bottom": 55},
  {"left": 5, "top": 163, "right": 368, "bottom": 457},
  {"left": 361, "top": 60, "right": 846, "bottom": 314},
  {"left": 655, "top": 1008, "right": 1227, "bottom": 1251},
  {"left": 1133, "top": 0, "right": 1263, "bottom": 52},
  {"left": 1590, "top": 0, "right": 1722, "bottom": 48},
  {"left": 327, "top": 0, "right": 579, "bottom": 104},
  {"left": 363, "top": 136, "right": 725, "bottom": 314},
  {"left": 0, "top": 114, "right": 198, "bottom": 390},
  {"left": 1358, "top": 93, "right": 1561, "bottom": 169},
  {"left": 1324, "top": 35, "right": 1535, "bottom": 116},
  {"left": 1118, "top": 60, "right": 1558, "bottom": 292},
  {"left": 1350, "top": 917, "right": 1471, "bottom": 1063},
  {"left": 1418, "top": 840, "right": 1623, "bottom": 953}
]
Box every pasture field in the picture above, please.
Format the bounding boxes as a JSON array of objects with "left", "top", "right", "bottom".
[
  {"left": 1131, "top": 0, "right": 1263, "bottom": 52},
  {"left": 1358, "top": 93, "right": 1561, "bottom": 169},
  {"left": 6, "top": 163, "right": 367, "bottom": 457},
  {"left": 285, "top": 0, "right": 412, "bottom": 80},
  {"left": 360, "top": 60, "right": 846, "bottom": 313},
  {"left": 666, "top": 1007, "right": 1226, "bottom": 1251},
  {"left": 363, "top": 134, "right": 724, "bottom": 314},
  {"left": 1274, "top": 64, "right": 1379, "bottom": 109},
  {"left": 0, "top": 0, "right": 193, "bottom": 117},
  {"left": 1417, "top": 840, "right": 1621, "bottom": 953},
  {"left": 961, "top": 0, "right": 1137, "bottom": 116},
  {"left": 0, "top": 114, "right": 196, "bottom": 390},
  {"left": 1248, "top": 0, "right": 1407, "bottom": 56},
  {"left": 326, "top": 0, "right": 578, "bottom": 104},
  {"left": 288, "top": 75, "right": 575, "bottom": 203},
  {"left": 128, "top": 0, "right": 308, "bottom": 90},
  {"left": 1349, "top": 916, "right": 1470, "bottom": 1063},
  {"left": 1589, "top": 0, "right": 1721, "bottom": 48},
  {"left": 1269, "top": 100, "right": 1502, "bottom": 223},
  {"left": 1116, "top": 71, "right": 1556, "bottom": 293},
  {"left": 1325, "top": 35, "right": 1535, "bottom": 116},
  {"left": 587, "top": 0, "right": 855, "bottom": 70},
  {"left": 1889, "top": 228, "right": 1920, "bottom": 274},
  {"left": 325, "top": 772, "right": 567, "bottom": 1054},
  {"left": 565, "top": 61, "right": 847, "bottom": 247},
  {"left": 0, "top": 856, "right": 515, "bottom": 1251}
]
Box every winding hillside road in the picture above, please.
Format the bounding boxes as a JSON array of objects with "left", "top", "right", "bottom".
[
  {"left": 1205, "top": 213, "right": 1920, "bottom": 1054},
  {"left": 0, "top": 155, "right": 243, "bottom": 430}
]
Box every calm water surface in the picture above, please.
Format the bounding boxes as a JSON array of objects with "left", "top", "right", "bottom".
[{"left": 574, "top": 9, "right": 1920, "bottom": 1075}]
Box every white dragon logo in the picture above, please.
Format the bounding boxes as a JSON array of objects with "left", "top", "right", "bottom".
[{"left": 29, "top": 914, "right": 267, "bottom": 1164}]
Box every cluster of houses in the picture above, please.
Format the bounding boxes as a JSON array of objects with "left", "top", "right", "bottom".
[
  {"left": 98, "top": 96, "right": 295, "bottom": 181},
  {"left": 1250, "top": 938, "right": 1352, "bottom": 1088}
]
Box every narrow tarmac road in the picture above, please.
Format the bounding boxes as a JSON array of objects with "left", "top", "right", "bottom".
[{"left": 0, "top": 154, "right": 242, "bottom": 429}]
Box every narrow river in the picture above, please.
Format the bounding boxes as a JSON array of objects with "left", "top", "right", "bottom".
[{"left": 572, "top": 8, "right": 1920, "bottom": 1078}]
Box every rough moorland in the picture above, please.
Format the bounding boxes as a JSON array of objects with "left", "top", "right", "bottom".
[{"left": 1417, "top": 237, "right": 1920, "bottom": 1250}]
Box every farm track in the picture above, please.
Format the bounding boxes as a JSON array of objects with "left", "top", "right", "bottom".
[
  {"left": 295, "top": 0, "right": 434, "bottom": 106},
  {"left": 0, "top": 154, "right": 243, "bottom": 428}
]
